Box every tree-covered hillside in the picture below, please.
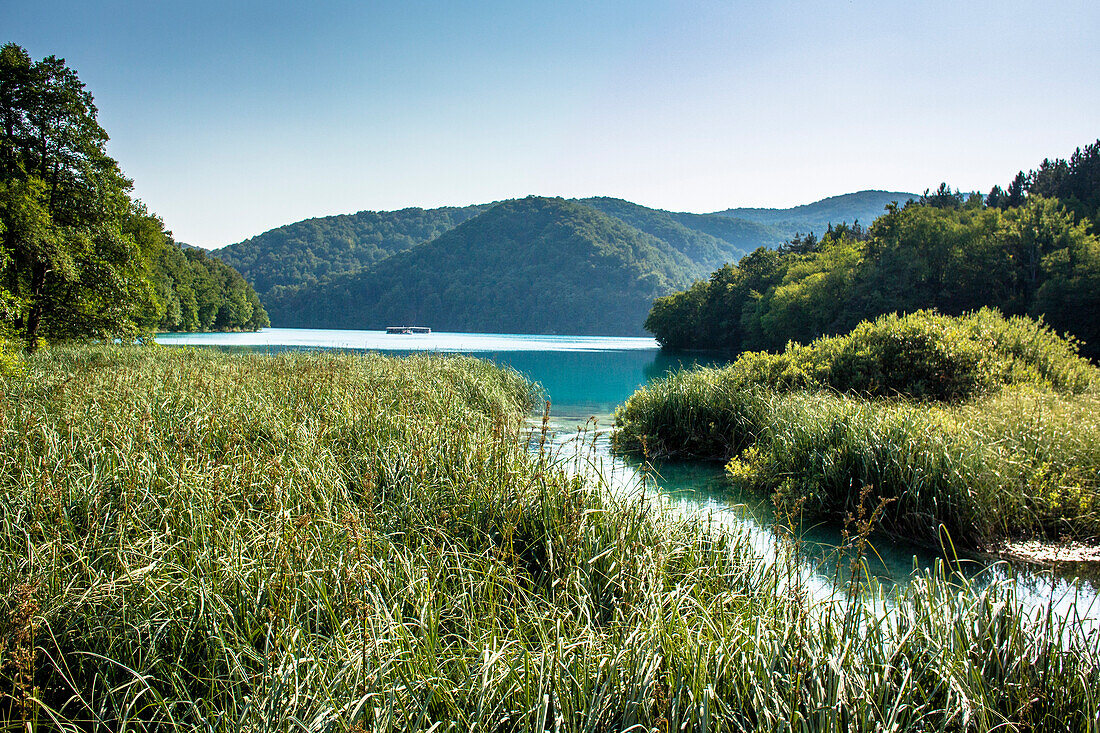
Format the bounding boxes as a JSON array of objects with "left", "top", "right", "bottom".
[
  {"left": 154, "top": 242, "right": 269, "bottom": 332},
  {"left": 212, "top": 198, "right": 789, "bottom": 311},
  {"left": 213, "top": 196, "right": 794, "bottom": 334},
  {"left": 576, "top": 197, "right": 783, "bottom": 271},
  {"left": 648, "top": 187, "right": 1100, "bottom": 358},
  {"left": 205, "top": 188, "right": 924, "bottom": 339},
  {"left": 214, "top": 204, "right": 493, "bottom": 297},
  {"left": 714, "top": 190, "right": 915, "bottom": 237},
  {"left": 267, "top": 197, "right": 699, "bottom": 335}
]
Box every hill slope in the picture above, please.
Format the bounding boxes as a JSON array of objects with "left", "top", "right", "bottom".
[
  {"left": 210, "top": 191, "right": 913, "bottom": 335},
  {"left": 576, "top": 197, "right": 784, "bottom": 271},
  {"left": 214, "top": 199, "right": 785, "bottom": 301},
  {"left": 214, "top": 204, "right": 493, "bottom": 297},
  {"left": 714, "top": 190, "right": 915, "bottom": 236},
  {"left": 154, "top": 243, "right": 269, "bottom": 332},
  {"left": 267, "top": 197, "right": 698, "bottom": 335}
]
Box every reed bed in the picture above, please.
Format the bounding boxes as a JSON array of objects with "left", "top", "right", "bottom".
[
  {"left": 615, "top": 377, "right": 1100, "bottom": 548},
  {"left": 714, "top": 310, "right": 1096, "bottom": 402},
  {"left": 2, "top": 345, "right": 1099, "bottom": 731},
  {"left": 614, "top": 311, "right": 1100, "bottom": 548}
]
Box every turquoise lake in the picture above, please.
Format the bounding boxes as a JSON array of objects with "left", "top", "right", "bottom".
[{"left": 157, "top": 327, "right": 1099, "bottom": 618}]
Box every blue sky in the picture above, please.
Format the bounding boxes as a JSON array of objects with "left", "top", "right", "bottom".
[{"left": 4, "top": 0, "right": 1098, "bottom": 247}]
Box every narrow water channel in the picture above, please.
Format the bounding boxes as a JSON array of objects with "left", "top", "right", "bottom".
[{"left": 157, "top": 327, "right": 1100, "bottom": 620}]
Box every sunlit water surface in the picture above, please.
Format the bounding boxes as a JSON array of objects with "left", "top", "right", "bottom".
[{"left": 157, "top": 327, "right": 1100, "bottom": 622}]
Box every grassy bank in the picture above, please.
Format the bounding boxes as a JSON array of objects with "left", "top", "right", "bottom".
[
  {"left": 2, "top": 345, "right": 1099, "bottom": 730},
  {"left": 613, "top": 311, "right": 1100, "bottom": 548}
]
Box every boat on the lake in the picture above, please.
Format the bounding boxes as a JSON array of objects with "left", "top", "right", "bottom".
[{"left": 385, "top": 326, "right": 431, "bottom": 334}]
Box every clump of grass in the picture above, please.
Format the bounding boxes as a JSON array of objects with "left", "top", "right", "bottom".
[
  {"left": 963, "top": 386, "right": 1100, "bottom": 539},
  {"left": 711, "top": 308, "right": 1093, "bottom": 402},
  {"left": 611, "top": 366, "right": 768, "bottom": 460},
  {"left": 615, "top": 311, "right": 1100, "bottom": 547},
  {"left": 1, "top": 345, "right": 1099, "bottom": 730},
  {"left": 723, "top": 387, "right": 1100, "bottom": 546}
]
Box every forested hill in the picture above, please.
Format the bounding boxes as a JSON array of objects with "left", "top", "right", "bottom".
[
  {"left": 212, "top": 198, "right": 789, "bottom": 301},
  {"left": 210, "top": 191, "right": 913, "bottom": 335},
  {"left": 266, "top": 197, "right": 699, "bottom": 335},
  {"left": 648, "top": 197, "right": 1100, "bottom": 358},
  {"left": 648, "top": 142, "right": 1100, "bottom": 357},
  {"left": 214, "top": 204, "right": 493, "bottom": 297},
  {"left": 575, "top": 198, "right": 784, "bottom": 271},
  {"left": 714, "top": 190, "right": 915, "bottom": 236}
]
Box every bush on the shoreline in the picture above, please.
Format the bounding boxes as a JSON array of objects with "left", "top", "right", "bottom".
[
  {"left": 710, "top": 309, "right": 1093, "bottom": 402},
  {"left": 613, "top": 311, "right": 1100, "bottom": 547},
  {"left": 2, "top": 346, "right": 1099, "bottom": 730}
]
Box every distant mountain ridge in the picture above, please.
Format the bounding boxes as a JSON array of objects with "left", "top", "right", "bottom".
[
  {"left": 213, "top": 190, "right": 908, "bottom": 333},
  {"left": 576, "top": 197, "right": 784, "bottom": 272},
  {"left": 713, "top": 190, "right": 915, "bottom": 236}
]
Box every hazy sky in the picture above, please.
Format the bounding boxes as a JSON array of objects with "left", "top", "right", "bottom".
[{"left": 4, "top": 0, "right": 1098, "bottom": 247}]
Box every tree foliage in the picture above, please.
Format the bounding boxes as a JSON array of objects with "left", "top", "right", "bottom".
[
  {"left": 214, "top": 205, "right": 496, "bottom": 298},
  {"left": 212, "top": 197, "right": 790, "bottom": 311},
  {"left": 0, "top": 43, "right": 266, "bottom": 347},
  {"left": 267, "top": 197, "right": 700, "bottom": 335},
  {"left": 0, "top": 43, "right": 154, "bottom": 347},
  {"left": 647, "top": 193, "right": 1100, "bottom": 359},
  {"left": 154, "top": 238, "right": 269, "bottom": 332},
  {"left": 1005, "top": 140, "right": 1100, "bottom": 233}
]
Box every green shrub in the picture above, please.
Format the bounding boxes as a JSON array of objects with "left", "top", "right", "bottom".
[
  {"left": 615, "top": 311, "right": 1100, "bottom": 546},
  {"left": 724, "top": 309, "right": 1095, "bottom": 401},
  {"left": 611, "top": 366, "right": 768, "bottom": 459}
]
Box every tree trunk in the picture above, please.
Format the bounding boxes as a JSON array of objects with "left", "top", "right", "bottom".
[{"left": 24, "top": 262, "right": 45, "bottom": 352}]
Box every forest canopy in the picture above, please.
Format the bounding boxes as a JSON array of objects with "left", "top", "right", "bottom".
[
  {"left": 646, "top": 143, "right": 1100, "bottom": 360},
  {"left": 212, "top": 197, "right": 789, "bottom": 313},
  {"left": 0, "top": 43, "right": 265, "bottom": 349},
  {"left": 266, "top": 197, "right": 700, "bottom": 336}
]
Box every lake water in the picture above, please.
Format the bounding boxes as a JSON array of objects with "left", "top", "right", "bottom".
[{"left": 157, "top": 328, "right": 1099, "bottom": 618}]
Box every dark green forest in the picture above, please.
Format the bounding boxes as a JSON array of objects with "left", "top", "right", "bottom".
[
  {"left": 0, "top": 44, "right": 265, "bottom": 350},
  {"left": 212, "top": 192, "right": 896, "bottom": 333},
  {"left": 214, "top": 204, "right": 494, "bottom": 299},
  {"left": 647, "top": 142, "right": 1100, "bottom": 359},
  {"left": 576, "top": 197, "right": 783, "bottom": 271},
  {"left": 215, "top": 191, "right": 899, "bottom": 334},
  {"left": 211, "top": 197, "right": 796, "bottom": 309},
  {"left": 267, "top": 197, "right": 700, "bottom": 335},
  {"left": 153, "top": 241, "right": 269, "bottom": 332}
]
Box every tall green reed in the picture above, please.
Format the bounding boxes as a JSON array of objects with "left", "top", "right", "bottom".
[{"left": 1, "top": 345, "right": 1097, "bottom": 731}]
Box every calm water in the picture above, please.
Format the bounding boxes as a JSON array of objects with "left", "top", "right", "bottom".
[
  {"left": 156, "top": 328, "right": 703, "bottom": 416},
  {"left": 157, "top": 327, "right": 1099, "bottom": 617}
]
